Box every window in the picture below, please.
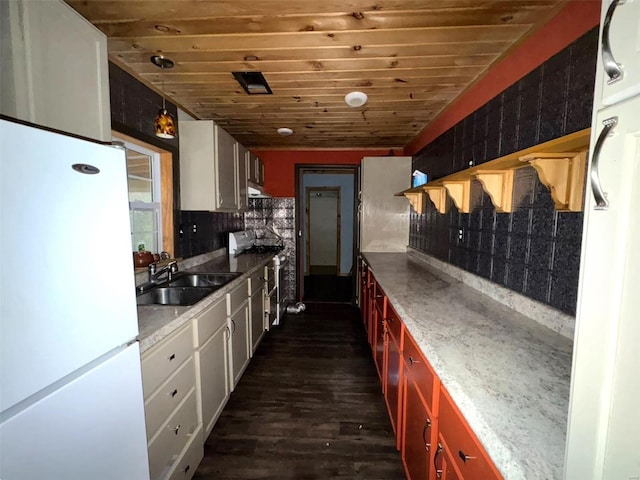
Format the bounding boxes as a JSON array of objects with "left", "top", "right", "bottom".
[{"left": 117, "top": 137, "right": 163, "bottom": 253}]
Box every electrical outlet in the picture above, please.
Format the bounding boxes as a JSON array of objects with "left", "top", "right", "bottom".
[{"left": 458, "top": 228, "right": 464, "bottom": 243}]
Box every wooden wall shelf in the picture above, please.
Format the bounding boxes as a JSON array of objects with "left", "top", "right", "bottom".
[
  {"left": 519, "top": 151, "right": 587, "bottom": 212},
  {"left": 396, "top": 128, "right": 591, "bottom": 214},
  {"left": 423, "top": 186, "right": 448, "bottom": 213}
]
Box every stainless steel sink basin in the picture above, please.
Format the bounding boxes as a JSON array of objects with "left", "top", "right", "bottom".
[
  {"left": 168, "top": 272, "right": 241, "bottom": 288},
  {"left": 136, "top": 286, "right": 216, "bottom": 306}
]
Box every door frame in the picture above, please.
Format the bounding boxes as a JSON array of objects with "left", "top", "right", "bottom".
[
  {"left": 295, "top": 164, "right": 359, "bottom": 302},
  {"left": 305, "top": 186, "right": 341, "bottom": 276}
]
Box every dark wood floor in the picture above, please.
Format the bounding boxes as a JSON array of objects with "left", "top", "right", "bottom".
[
  {"left": 194, "top": 303, "right": 405, "bottom": 480},
  {"left": 303, "top": 275, "right": 353, "bottom": 303}
]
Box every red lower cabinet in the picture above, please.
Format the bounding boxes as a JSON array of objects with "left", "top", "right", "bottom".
[
  {"left": 434, "top": 436, "right": 462, "bottom": 480},
  {"left": 384, "top": 326, "right": 401, "bottom": 438},
  {"left": 402, "top": 369, "right": 436, "bottom": 480},
  {"left": 373, "top": 300, "right": 386, "bottom": 383},
  {"left": 438, "top": 388, "right": 502, "bottom": 480}
]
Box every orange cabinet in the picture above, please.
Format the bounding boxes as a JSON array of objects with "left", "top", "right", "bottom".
[
  {"left": 434, "top": 434, "right": 463, "bottom": 480},
  {"left": 359, "top": 261, "right": 369, "bottom": 329},
  {"left": 402, "top": 366, "right": 436, "bottom": 480},
  {"left": 403, "top": 332, "right": 438, "bottom": 412},
  {"left": 384, "top": 306, "right": 402, "bottom": 439},
  {"left": 373, "top": 297, "right": 386, "bottom": 383},
  {"left": 438, "top": 388, "right": 502, "bottom": 480}
]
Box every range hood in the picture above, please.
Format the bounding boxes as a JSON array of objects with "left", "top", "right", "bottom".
[{"left": 248, "top": 183, "right": 271, "bottom": 198}]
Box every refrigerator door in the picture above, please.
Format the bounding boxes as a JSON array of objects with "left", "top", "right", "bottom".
[
  {"left": 0, "top": 343, "right": 150, "bottom": 480},
  {"left": 0, "top": 119, "right": 138, "bottom": 411}
]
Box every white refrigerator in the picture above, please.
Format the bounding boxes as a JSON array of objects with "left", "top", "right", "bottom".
[{"left": 0, "top": 119, "right": 150, "bottom": 479}]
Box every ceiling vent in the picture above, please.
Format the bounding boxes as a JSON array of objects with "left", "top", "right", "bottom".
[{"left": 232, "top": 71, "right": 273, "bottom": 95}]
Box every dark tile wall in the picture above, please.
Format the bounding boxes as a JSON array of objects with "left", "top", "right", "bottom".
[
  {"left": 109, "top": 62, "right": 183, "bottom": 256},
  {"left": 245, "top": 198, "right": 296, "bottom": 303},
  {"left": 179, "top": 211, "right": 244, "bottom": 258},
  {"left": 409, "top": 27, "right": 598, "bottom": 315}
]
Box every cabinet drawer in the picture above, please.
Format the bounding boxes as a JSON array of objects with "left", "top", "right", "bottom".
[
  {"left": 144, "top": 356, "right": 196, "bottom": 440},
  {"left": 142, "top": 324, "right": 194, "bottom": 399},
  {"left": 438, "top": 387, "right": 502, "bottom": 480},
  {"left": 193, "top": 297, "right": 227, "bottom": 347},
  {"left": 167, "top": 427, "right": 204, "bottom": 480},
  {"left": 227, "top": 279, "right": 249, "bottom": 316},
  {"left": 402, "top": 331, "right": 437, "bottom": 411},
  {"left": 248, "top": 269, "right": 264, "bottom": 296},
  {"left": 148, "top": 389, "right": 199, "bottom": 480},
  {"left": 386, "top": 303, "right": 402, "bottom": 343}
]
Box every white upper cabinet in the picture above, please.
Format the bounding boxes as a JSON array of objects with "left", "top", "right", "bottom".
[
  {"left": 248, "top": 151, "right": 265, "bottom": 186},
  {"left": 236, "top": 142, "right": 248, "bottom": 211},
  {"left": 0, "top": 0, "right": 110, "bottom": 141},
  {"left": 179, "top": 120, "right": 239, "bottom": 212},
  {"left": 598, "top": 0, "right": 640, "bottom": 107}
]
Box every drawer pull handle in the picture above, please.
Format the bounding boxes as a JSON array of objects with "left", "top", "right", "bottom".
[
  {"left": 434, "top": 443, "right": 443, "bottom": 478},
  {"left": 231, "top": 318, "right": 236, "bottom": 333},
  {"left": 590, "top": 116, "right": 617, "bottom": 209},
  {"left": 170, "top": 389, "right": 178, "bottom": 398},
  {"left": 602, "top": 0, "right": 624, "bottom": 84},
  {"left": 168, "top": 353, "right": 176, "bottom": 361},
  {"left": 458, "top": 449, "right": 476, "bottom": 463},
  {"left": 422, "top": 418, "right": 431, "bottom": 451},
  {"left": 184, "top": 465, "right": 190, "bottom": 474},
  {"left": 170, "top": 424, "right": 181, "bottom": 435},
  {"left": 409, "top": 356, "right": 420, "bottom": 365}
]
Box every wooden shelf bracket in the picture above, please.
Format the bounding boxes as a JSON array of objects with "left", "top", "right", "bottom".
[
  {"left": 442, "top": 179, "right": 472, "bottom": 213},
  {"left": 520, "top": 151, "right": 587, "bottom": 211},
  {"left": 422, "top": 186, "right": 448, "bottom": 213},
  {"left": 403, "top": 191, "right": 426, "bottom": 214},
  {"left": 474, "top": 169, "right": 515, "bottom": 213}
]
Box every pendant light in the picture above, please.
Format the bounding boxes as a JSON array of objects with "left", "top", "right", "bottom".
[{"left": 151, "top": 55, "right": 176, "bottom": 139}]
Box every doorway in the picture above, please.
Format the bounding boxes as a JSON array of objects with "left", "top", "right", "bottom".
[
  {"left": 296, "top": 165, "right": 358, "bottom": 304},
  {"left": 306, "top": 187, "right": 340, "bottom": 276}
]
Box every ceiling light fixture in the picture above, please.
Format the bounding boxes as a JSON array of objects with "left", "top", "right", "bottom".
[
  {"left": 277, "top": 127, "right": 294, "bottom": 136},
  {"left": 345, "top": 91, "right": 368, "bottom": 107},
  {"left": 150, "top": 55, "right": 176, "bottom": 139}
]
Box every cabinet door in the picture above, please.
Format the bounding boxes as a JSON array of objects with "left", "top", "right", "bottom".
[
  {"left": 196, "top": 322, "right": 230, "bottom": 437},
  {"left": 248, "top": 151, "right": 258, "bottom": 183},
  {"left": 229, "top": 305, "right": 250, "bottom": 389},
  {"left": 359, "top": 264, "right": 369, "bottom": 327},
  {"left": 599, "top": 0, "right": 640, "bottom": 107},
  {"left": 434, "top": 438, "right": 463, "bottom": 480},
  {"left": 257, "top": 157, "right": 265, "bottom": 185},
  {"left": 0, "top": 1, "right": 110, "bottom": 141},
  {"left": 214, "top": 125, "right": 238, "bottom": 210},
  {"left": 250, "top": 288, "right": 265, "bottom": 354},
  {"left": 566, "top": 99, "right": 640, "bottom": 478},
  {"left": 374, "top": 302, "right": 385, "bottom": 383},
  {"left": 402, "top": 370, "right": 435, "bottom": 480},
  {"left": 385, "top": 329, "right": 401, "bottom": 439},
  {"left": 236, "top": 142, "right": 248, "bottom": 211}
]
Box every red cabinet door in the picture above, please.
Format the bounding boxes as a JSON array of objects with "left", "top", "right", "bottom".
[
  {"left": 374, "top": 302, "right": 386, "bottom": 383},
  {"left": 434, "top": 437, "right": 463, "bottom": 480},
  {"left": 402, "top": 367, "right": 435, "bottom": 480},
  {"left": 385, "top": 330, "right": 401, "bottom": 440}
]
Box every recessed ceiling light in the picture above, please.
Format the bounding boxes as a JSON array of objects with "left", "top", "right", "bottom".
[
  {"left": 277, "top": 127, "right": 294, "bottom": 136},
  {"left": 345, "top": 91, "right": 368, "bottom": 107}
]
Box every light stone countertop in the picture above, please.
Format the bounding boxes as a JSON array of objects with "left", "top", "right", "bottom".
[
  {"left": 137, "top": 251, "right": 275, "bottom": 353},
  {"left": 362, "top": 252, "right": 573, "bottom": 480}
]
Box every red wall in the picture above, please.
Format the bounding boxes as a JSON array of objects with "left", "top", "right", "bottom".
[
  {"left": 252, "top": 149, "right": 394, "bottom": 197},
  {"left": 255, "top": 0, "right": 601, "bottom": 197},
  {"left": 405, "top": 0, "right": 601, "bottom": 155}
]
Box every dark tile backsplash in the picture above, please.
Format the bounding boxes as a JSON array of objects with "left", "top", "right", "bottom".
[
  {"left": 409, "top": 27, "right": 597, "bottom": 315},
  {"left": 179, "top": 211, "right": 244, "bottom": 258}
]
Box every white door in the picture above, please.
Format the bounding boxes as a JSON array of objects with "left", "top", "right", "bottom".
[
  {"left": 215, "top": 126, "right": 238, "bottom": 210},
  {"left": 599, "top": 0, "right": 640, "bottom": 107},
  {"left": 0, "top": 120, "right": 138, "bottom": 411},
  {"left": 250, "top": 288, "right": 265, "bottom": 354},
  {"left": 565, "top": 99, "right": 640, "bottom": 478},
  {"left": 0, "top": 344, "right": 149, "bottom": 480},
  {"left": 197, "top": 322, "right": 230, "bottom": 436},
  {"left": 308, "top": 188, "right": 339, "bottom": 273},
  {"left": 229, "top": 306, "right": 250, "bottom": 389}
]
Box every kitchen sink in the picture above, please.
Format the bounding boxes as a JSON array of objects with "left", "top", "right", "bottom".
[
  {"left": 168, "top": 272, "right": 241, "bottom": 288},
  {"left": 136, "top": 286, "right": 216, "bottom": 306}
]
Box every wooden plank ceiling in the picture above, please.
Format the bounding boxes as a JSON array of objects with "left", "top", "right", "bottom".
[{"left": 66, "top": 0, "right": 565, "bottom": 149}]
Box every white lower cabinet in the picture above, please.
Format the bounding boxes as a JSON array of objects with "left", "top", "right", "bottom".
[
  {"left": 249, "top": 270, "right": 266, "bottom": 354},
  {"left": 141, "top": 323, "right": 203, "bottom": 480},
  {"left": 228, "top": 280, "right": 251, "bottom": 390},
  {"left": 193, "top": 297, "right": 231, "bottom": 438}
]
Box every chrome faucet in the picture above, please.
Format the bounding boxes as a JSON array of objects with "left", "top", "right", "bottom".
[{"left": 148, "top": 260, "right": 178, "bottom": 283}]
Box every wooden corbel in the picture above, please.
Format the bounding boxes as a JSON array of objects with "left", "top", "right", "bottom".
[
  {"left": 442, "top": 179, "right": 472, "bottom": 213},
  {"left": 474, "top": 169, "right": 515, "bottom": 213},
  {"left": 422, "top": 186, "right": 448, "bottom": 214}
]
